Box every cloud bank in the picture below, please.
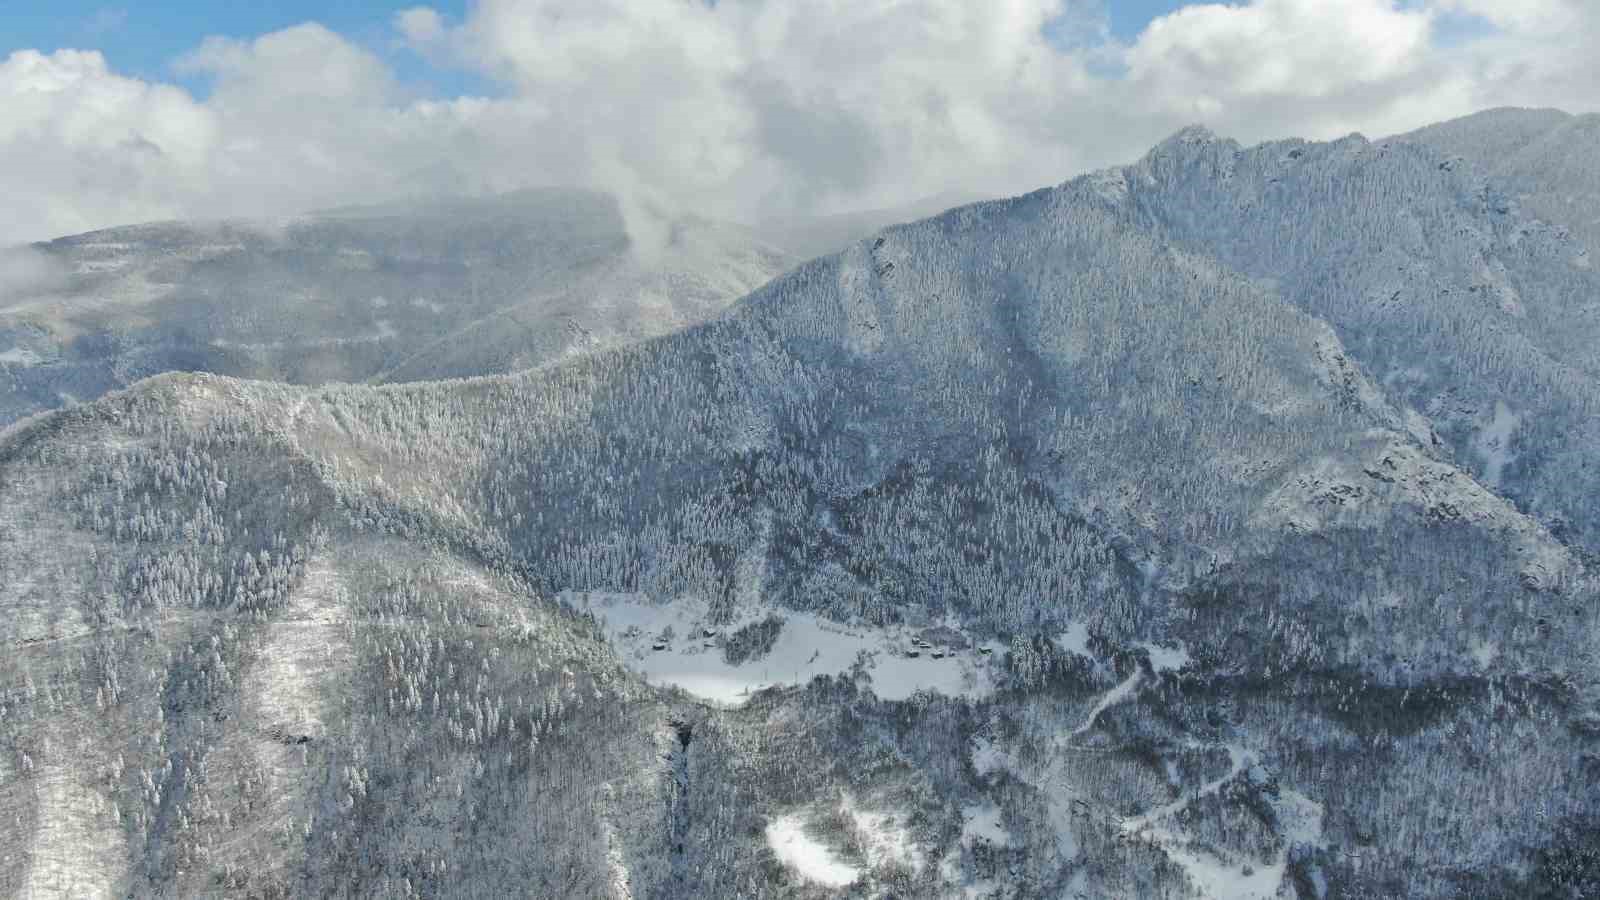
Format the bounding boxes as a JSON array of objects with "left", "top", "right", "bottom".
[{"left": 1, "top": 0, "right": 1597, "bottom": 247}]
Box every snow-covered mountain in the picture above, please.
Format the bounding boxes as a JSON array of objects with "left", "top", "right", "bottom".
[
  {"left": 1, "top": 111, "right": 1597, "bottom": 898},
  {"left": 0, "top": 189, "right": 794, "bottom": 426},
  {"left": 1398, "top": 106, "right": 1600, "bottom": 259},
  {"left": 1115, "top": 120, "right": 1600, "bottom": 555}
]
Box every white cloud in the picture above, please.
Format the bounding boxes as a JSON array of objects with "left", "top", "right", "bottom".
[
  {"left": 1126, "top": 0, "right": 1432, "bottom": 100},
  {"left": 0, "top": 246, "right": 69, "bottom": 300},
  {"left": 1426, "top": 0, "right": 1600, "bottom": 114},
  {"left": 0, "top": 1, "right": 1596, "bottom": 248},
  {"left": 396, "top": 7, "right": 446, "bottom": 45},
  {"left": 0, "top": 48, "right": 216, "bottom": 241},
  {"left": 177, "top": 24, "right": 397, "bottom": 103}
]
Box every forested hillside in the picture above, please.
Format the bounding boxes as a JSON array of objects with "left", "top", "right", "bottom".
[{"left": 2, "top": 115, "right": 1597, "bottom": 898}]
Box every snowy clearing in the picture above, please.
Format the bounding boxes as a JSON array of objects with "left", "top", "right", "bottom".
[
  {"left": 843, "top": 795, "right": 924, "bottom": 872},
  {"left": 1052, "top": 622, "right": 1092, "bottom": 658},
  {"left": 960, "top": 804, "right": 1010, "bottom": 848},
  {"left": 765, "top": 814, "right": 861, "bottom": 888},
  {"left": 1139, "top": 641, "right": 1192, "bottom": 674},
  {"left": 567, "top": 592, "right": 1004, "bottom": 706}
]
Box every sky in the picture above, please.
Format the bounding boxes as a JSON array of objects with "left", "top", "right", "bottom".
[{"left": 2, "top": 0, "right": 1598, "bottom": 248}]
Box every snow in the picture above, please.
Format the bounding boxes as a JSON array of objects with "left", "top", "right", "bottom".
[
  {"left": 1470, "top": 638, "right": 1499, "bottom": 669},
  {"left": 23, "top": 765, "right": 124, "bottom": 899},
  {"left": 960, "top": 804, "right": 1010, "bottom": 848},
  {"left": 1156, "top": 839, "right": 1285, "bottom": 900},
  {"left": 1051, "top": 622, "right": 1092, "bottom": 659},
  {"left": 1122, "top": 744, "right": 1251, "bottom": 834},
  {"left": 970, "top": 734, "right": 1008, "bottom": 777},
  {"left": 211, "top": 318, "right": 399, "bottom": 352},
  {"left": 1133, "top": 785, "right": 1324, "bottom": 900},
  {"left": 765, "top": 814, "right": 861, "bottom": 888},
  {"left": 601, "top": 818, "right": 634, "bottom": 900},
  {"left": 1070, "top": 669, "right": 1142, "bottom": 738},
  {"left": 1271, "top": 789, "right": 1326, "bottom": 848},
  {"left": 843, "top": 796, "right": 924, "bottom": 871},
  {"left": 247, "top": 556, "right": 348, "bottom": 743},
  {"left": 1473, "top": 400, "right": 1520, "bottom": 488},
  {"left": 1139, "top": 641, "right": 1191, "bottom": 674},
  {"left": 569, "top": 592, "right": 1004, "bottom": 707},
  {"left": 1117, "top": 745, "right": 1326, "bottom": 900},
  {"left": 0, "top": 347, "right": 41, "bottom": 366}
]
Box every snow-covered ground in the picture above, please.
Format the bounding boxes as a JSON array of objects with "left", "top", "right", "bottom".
[
  {"left": 1473, "top": 400, "right": 1520, "bottom": 488},
  {"left": 960, "top": 803, "right": 1010, "bottom": 848},
  {"left": 565, "top": 592, "right": 1005, "bottom": 707},
  {"left": 0, "top": 346, "right": 41, "bottom": 366},
  {"left": 1069, "top": 670, "right": 1143, "bottom": 738},
  {"left": 843, "top": 795, "right": 924, "bottom": 872},
  {"left": 765, "top": 814, "right": 861, "bottom": 888},
  {"left": 1052, "top": 622, "right": 1092, "bottom": 658},
  {"left": 1119, "top": 744, "right": 1327, "bottom": 900},
  {"left": 22, "top": 764, "right": 124, "bottom": 899},
  {"left": 1139, "top": 641, "right": 1192, "bottom": 674}
]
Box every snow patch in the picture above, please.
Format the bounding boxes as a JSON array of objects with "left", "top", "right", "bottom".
[
  {"left": 1156, "top": 838, "right": 1285, "bottom": 900},
  {"left": 1070, "top": 669, "right": 1142, "bottom": 738},
  {"left": 960, "top": 803, "right": 1010, "bottom": 848},
  {"left": 765, "top": 814, "right": 861, "bottom": 888},
  {"left": 1052, "top": 622, "right": 1092, "bottom": 659},
  {"left": 1473, "top": 400, "right": 1520, "bottom": 489},
  {"left": 571, "top": 592, "right": 1003, "bottom": 707},
  {"left": 1470, "top": 638, "right": 1499, "bottom": 669},
  {"left": 1271, "top": 789, "right": 1325, "bottom": 849},
  {"left": 971, "top": 734, "right": 1009, "bottom": 777},
  {"left": 1120, "top": 746, "right": 1324, "bottom": 900},
  {"left": 1139, "top": 641, "right": 1191, "bottom": 674},
  {"left": 247, "top": 556, "right": 348, "bottom": 743},
  {"left": 843, "top": 796, "right": 924, "bottom": 871},
  {"left": 23, "top": 766, "right": 125, "bottom": 899},
  {"left": 0, "top": 346, "right": 41, "bottom": 366},
  {"left": 601, "top": 817, "right": 633, "bottom": 900},
  {"left": 1088, "top": 167, "right": 1130, "bottom": 204}
]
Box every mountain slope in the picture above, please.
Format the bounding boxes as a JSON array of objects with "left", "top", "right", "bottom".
[
  {"left": 2, "top": 120, "right": 1597, "bottom": 898},
  {"left": 1105, "top": 122, "right": 1600, "bottom": 554},
  {"left": 1397, "top": 106, "right": 1600, "bottom": 257}
]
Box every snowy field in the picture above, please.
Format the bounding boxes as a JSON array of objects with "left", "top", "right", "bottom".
[{"left": 561, "top": 591, "right": 1006, "bottom": 706}]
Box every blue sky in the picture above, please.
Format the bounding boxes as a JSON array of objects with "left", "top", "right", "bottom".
[
  {"left": 0, "top": 1, "right": 484, "bottom": 95},
  {"left": 2, "top": 1, "right": 1194, "bottom": 96}
]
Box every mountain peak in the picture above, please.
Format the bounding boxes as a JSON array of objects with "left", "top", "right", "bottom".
[{"left": 1162, "top": 123, "right": 1222, "bottom": 146}]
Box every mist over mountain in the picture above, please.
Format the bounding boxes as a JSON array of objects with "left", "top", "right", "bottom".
[
  {"left": 2, "top": 111, "right": 1598, "bottom": 898},
  {"left": 0, "top": 189, "right": 794, "bottom": 426},
  {"left": 749, "top": 192, "right": 996, "bottom": 262}
]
